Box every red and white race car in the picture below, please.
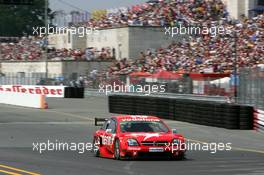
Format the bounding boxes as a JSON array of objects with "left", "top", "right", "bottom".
[{"left": 92, "top": 115, "right": 186, "bottom": 160}]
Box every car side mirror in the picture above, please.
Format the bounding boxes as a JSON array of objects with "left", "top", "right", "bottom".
[
  {"left": 172, "top": 129, "right": 178, "bottom": 134},
  {"left": 106, "top": 129, "right": 112, "bottom": 133}
]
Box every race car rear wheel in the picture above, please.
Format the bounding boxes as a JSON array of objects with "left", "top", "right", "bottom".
[
  {"left": 92, "top": 137, "right": 100, "bottom": 157},
  {"left": 114, "top": 139, "right": 121, "bottom": 160}
]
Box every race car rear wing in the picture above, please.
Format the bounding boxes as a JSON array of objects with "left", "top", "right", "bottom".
[{"left": 94, "top": 118, "right": 108, "bottom": 126}]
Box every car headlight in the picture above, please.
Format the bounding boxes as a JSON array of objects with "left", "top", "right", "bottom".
[
  {"left": 172, "top": 139, "right": 181, "bottom": 145},
  {"left": 127, "top": 139, "right": 139, "bottom": 146}
]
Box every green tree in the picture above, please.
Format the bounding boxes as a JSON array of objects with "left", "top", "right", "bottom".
[{"left": 0, "top": 0, "right": 53, "bottom": 37}]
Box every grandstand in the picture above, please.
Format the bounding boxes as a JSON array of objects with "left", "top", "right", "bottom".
[
  {"left": 0, "top": 0, "right": 263, "bottom": 99},
  {"left": 1, "top": 0, "right": 263, "bottom": 73},
  {"left": 108, "top": 13, "right": 263, "bottom": 75}
]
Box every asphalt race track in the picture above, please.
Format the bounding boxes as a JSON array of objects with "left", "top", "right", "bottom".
[{"left": 0, "top": 97, "right": 264, "bottom": 175}]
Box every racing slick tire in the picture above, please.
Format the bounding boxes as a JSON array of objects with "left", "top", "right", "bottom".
[
  {"left": 114, "top": 139, "right": 121, "bottom": 160},
  {"left": 92, "top": 137, "right": 100, "bottom": 157},
  {"left": 172, "top": 152, "right": 185, "bottom": 161}
]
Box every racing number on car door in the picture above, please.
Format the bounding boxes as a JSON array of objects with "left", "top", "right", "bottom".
[{"left": 104, "top": 119, "right": 117, "bottom": 152}]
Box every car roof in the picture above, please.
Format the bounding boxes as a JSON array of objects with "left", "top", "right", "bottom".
[{"left": 112, "top": 115, "right": 161, "bottom": 122}]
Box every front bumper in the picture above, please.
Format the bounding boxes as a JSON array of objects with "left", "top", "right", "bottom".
[{"left": 121, "top": 145, "right": 186, "bottom": 158}]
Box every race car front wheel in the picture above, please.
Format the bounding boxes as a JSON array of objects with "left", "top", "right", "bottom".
[
  {"left": 173, "top": 152, "right": 185, "bottom": 160},
  {"left": 92, "top": 137, "right": 100, "bottom": 157},
  {"left": 114, "top": 139, "right": 121, "bottom": 160}
]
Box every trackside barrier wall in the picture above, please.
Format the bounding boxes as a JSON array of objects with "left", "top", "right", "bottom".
[
  {"left": 64, "top": 87, "right": 85, "bottom": 98},
  {"left": 253, "top": 109, "right": 264, "bottom": 133},
  {"left": 109, "top": 95, "right": 253, "bottom": 130},
  {"left": 0, "top": 92, "right": 47, "bottom": 109},
  {"left": 0, "top": 85, "right": 84, "bottom": 98},
  {"left": 0, "top": 85, "right": 65, "bottom": 97}
]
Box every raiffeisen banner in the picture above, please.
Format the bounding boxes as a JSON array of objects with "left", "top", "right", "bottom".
[{"left": 0, "top": 85, "right": 65, "bottom": 98}]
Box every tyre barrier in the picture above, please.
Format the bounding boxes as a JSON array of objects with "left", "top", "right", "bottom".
[
  {"left": 64, "top": 87, "right": 84, "bottom": 98},
  {"left": 109, "top": 95, "right": 253, "bottom": 130},
  {"left": 253, "top": 109, "right": 264, "bottom": 133}
]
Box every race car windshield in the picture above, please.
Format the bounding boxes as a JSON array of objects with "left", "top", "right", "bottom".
[{"left": 120, "top": 121, "right": 169, "bottom": 133}]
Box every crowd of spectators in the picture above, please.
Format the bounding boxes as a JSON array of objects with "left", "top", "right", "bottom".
[
  {"left": 85, "top": 0, "right": 227, "bottom": 28},
  {"left": 0, "top": 37, "right": 114, "bottom": 61},
  {"left": 0, "top": 0, "right": 263, "bottom": 75},
  {"left": 80, "top": 0, "right": 263, "bottom": 74},
  {"left": 48, "top": 47, "right": 114, "bottom": 61},
  {"left": 0, "top": 36, "right": 43, "bottom": 61},
  {"left": 109, "top": 13, "right": 264, "bottom": 74}
]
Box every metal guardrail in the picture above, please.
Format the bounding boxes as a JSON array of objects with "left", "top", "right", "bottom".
[{"left": 84, "top": 88, "right": 228, "bottom": 103}]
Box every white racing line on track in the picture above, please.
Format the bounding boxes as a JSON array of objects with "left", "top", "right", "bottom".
[
  {"left": 1, "top": 104, "right": 264, "bottom": 155},
  {"left": 43, "top": 110, "right": 94, "bottom": 121}
]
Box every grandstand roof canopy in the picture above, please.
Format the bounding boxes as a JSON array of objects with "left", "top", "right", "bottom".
[
  {"left": 150, "top": 70, "right": 181, "bottom": 80},
  {"left": 129, "top": 71, "right": 152, "bottom": 77},
  {"left": 189, "top": 73, "right": 230, "bottom": 81}
]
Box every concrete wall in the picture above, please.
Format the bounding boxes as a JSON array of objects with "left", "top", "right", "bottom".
[
  {"left": 61, "top": 61, "right": 111, "bottom": 77},
  {"left": 49, "top": 32, "right": 87, "bottom": 49},
  {"left": 86, "top": 26, "right": 184, "bottom": 60},
  {"left": 71, "top": 33, "right": 87, "bottom": 49},
  {"left": 225, "top": 0, "right": 240, "bottom": 19},
  {"left": 0, "top": 61, "right": 111, "bottom": 77},
  {"left": 86, "top": 27, "right": 129, "bottom": 59},
  {"left": 224, "top": 0, "right": 259, "bottom": 19},
  {"left": 0, "top": 62, "right": 62, "bottom": 75},
  {"left": 245, "top": 0, "right": 259, "bottom": 17},
  {"left": 49, "top": 33, "right": 70, "bottom": 49},
  {"left": 0, "top": 91, "right": 46, "bottom": 109},
  {"left": 49, "top": 26, "right": 185, "bottom": 60},
  {"left": 128, "top": 27, "right": 186, "bottom": 59}
]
